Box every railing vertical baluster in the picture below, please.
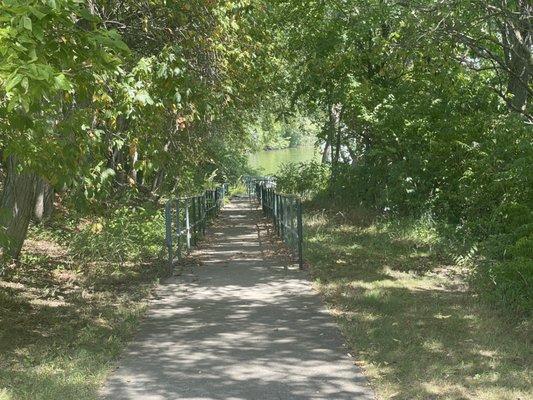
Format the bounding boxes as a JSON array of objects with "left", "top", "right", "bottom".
[
  {"left": 176, "top": 200, "right": 181, "bottom": 261},
  {"left": 283, "top": 197, "right": 289, "bottom": 241},
  {"left": 250, "top": 180, "right": 305, "bottom": 268},
  {"left": 274, "top": 194, "right": 278, "bottom": 234},
  {"left": 297, "top": 198, "right": 303, "bottom": 269},
  {"left": 280, "top": 195, "right": 285, "bottom": 241},
  {"left": 185, "top": 200, "right": 191, "bottom": 250},
  {"left": 289, "top": 198, "right": 294, "bottom": 247},
  {"left": 278, "top": 194, "right": 281, "bottom": 238},
  {"left": 193, "top": 197, "right": 198, "bottom": 245},
  {"left": 167, "top": 184, "right": 225, "bottom": 261},
  {"left": 165, "top": 202, "right": 173, "bottom": 267},
  {"left": 202, "top": 194, "right": 207, "bottom": 235}
]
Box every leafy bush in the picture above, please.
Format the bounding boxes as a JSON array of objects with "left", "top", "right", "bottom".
[
  {"left": 316, "top": 101, "right": 533, "bottom": 317},
  {"left": 480, "top": 259, "right": 533, "bottom": 317},
  {"left": 69, "top": 203, "right": 165, "bottom": 265},
  {"left": 228, "top": 177, "right": 248, "bottom": 197},
  {"left": 275, "top": 161, "right": 330, "bottom": 198}
]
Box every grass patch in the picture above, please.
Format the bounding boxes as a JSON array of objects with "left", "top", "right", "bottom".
[
  {"left": 0, "top": 201, "right": 167, "bottom": 400},
  {"left": 227, "top": 178, "right": 248, "bottom": 197},
  {"left": 304, "top": 203, "right": 532, "bottom": 400}
]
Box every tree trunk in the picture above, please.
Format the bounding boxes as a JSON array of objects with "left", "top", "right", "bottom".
[
  {"left": 0, "top": 155, "right": 37, "bottom": 259},
  {"left": 128, "top": 146, "right": 139, "bottom": 186},
  {"left": 345, "top": 143, "right": 358, "bottom": 166},
  {"left": 329, "top": 103, "right": 343, "bottom": 186},
  {"left": 151, "top": 169, "right": 165, "bottom": 193},
  {"left": 502, "top": 1, "right": 531, "bottom": 113},
  {"left": 33, "top": 177, "right": 54, "bottom": 224},
  {"left": 322, "top": 140, "right": 330, "bottom": 163},
  {"left": 333, "top": 115, "right": 342, "bottom": 166}
]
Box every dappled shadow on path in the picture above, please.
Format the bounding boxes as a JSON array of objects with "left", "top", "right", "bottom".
[{"left": 101, "top": 199, "right": 373, "bottom": 400}]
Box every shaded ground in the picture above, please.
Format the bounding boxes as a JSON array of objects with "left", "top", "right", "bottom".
[
  {"left": 0, "top": 205, "right": 166, "bottom": 400},
  {"left": 304, "top": 206, "right": 532, "bottom": 400},
  {"left": 101, "top": 198, "right": 374, "bottom": 400}
]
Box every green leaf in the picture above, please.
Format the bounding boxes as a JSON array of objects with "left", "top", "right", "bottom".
[
  {"left": 5, "top": 74, "right": 23, "bottom": 91},
  {"left": 28, "top": 47, "right": 37, "bottom": 61},
  {"left": 21, "top": 77, "right": 29, "bottom": 91},
  {"left": 79, "top": 8, "right": 100, "bottom": 23},
  {"left": 100, "top": 168, "right": 116, "bottom": 183},
  {"left": 7, "top": 97, "right": 18, "bottom": 112},
  {"left": 134, "top": 89, "right": 154, "bottom": 105},
  {"left": 54, "top": 73, "right": 72, "bottom": 91},
  {"left": 21, "top": 96, "right": 30, "bottom": 112},
  {"left": 29, "top": 7, "right": 47, "bottom": 20},
  {"left": 22, "top": 16, "right": 32, "bottom": 31}
]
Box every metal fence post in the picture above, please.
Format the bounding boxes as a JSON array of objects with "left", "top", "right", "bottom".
[
  {"left": 280, "top": 196, "right": 285, "bottom": 241},
  {"left": 176, "top": 200, "right": 181, "bottom": 261},
  {"left": 185, "top": 200, "right": 191, "bottom": 250},
  {"left": 289, "top": 198, "right": 294, "bottom": 247},
  {"left": 252, "top": 180, "right": 304, "bottom": 269},
  {"left": 165, "top": 202, "right": 173, "bottom": 267},
  {"left": 297, "top": 198, "right": 303, "bottom": 269},
  {"left": 274, "top": 194, "right": 278, "bottom": 234},
  {"left": 202, "top": 194, "right": 207, "bottom": 235},
  {"left": 192, "top": 197, "right": 197, "bottom": 245}
]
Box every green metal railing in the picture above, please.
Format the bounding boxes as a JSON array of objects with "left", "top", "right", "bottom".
[
  {"left": 244, "top": 175, "right": 272, "bottom": 199},
  {"left": 164, "top": 184, "right": 227, "bottom": 268},
  {"left": 251, "top": 179, "right": 304, "bottom": 269}
]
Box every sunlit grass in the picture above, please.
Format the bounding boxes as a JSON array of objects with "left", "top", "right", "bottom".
[
  {"left": 0, "top": 204, "right": 167, "bottom": 400},
  {"left": 304, "top": 204, "right": 532, "bottom": 400}
]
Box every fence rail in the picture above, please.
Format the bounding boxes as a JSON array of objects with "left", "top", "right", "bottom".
[
  {"left": 249, "top": 178, "right": 304, "bottom": 269},
  {"left": 164, "top": 184, "right": 227, "bottom": 268}
]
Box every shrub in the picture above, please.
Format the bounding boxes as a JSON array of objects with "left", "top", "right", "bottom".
[
  {"left": 228, "top": 177, "right": 248, "bottom": 197},
  {"left": 69, "top": 203, "right": 165, "bottom": 265},
  {"left": 275, "top": 161, "right": 330, "bottom": 198},
  {"left": 480, "top": 259, "right": 533, "bottom": 317}
]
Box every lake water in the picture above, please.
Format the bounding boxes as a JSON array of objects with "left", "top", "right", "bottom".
[{"left": 248, "top": 146, "right": 320, "bottom": 175}]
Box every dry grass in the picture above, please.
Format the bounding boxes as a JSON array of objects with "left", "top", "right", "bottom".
[{"left": 304, "top": 207, "right": 532, "bottom": 400}]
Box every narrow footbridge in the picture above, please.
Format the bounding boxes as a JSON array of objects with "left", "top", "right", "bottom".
[{"left": 101, "top": 182, "right": 374, "bottom": 400}]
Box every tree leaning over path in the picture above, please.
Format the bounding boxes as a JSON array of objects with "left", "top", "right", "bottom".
[
  {"left": 1, "top": 0, "right": 127, "bottom": 258},
  {"left": 0, "top": 0, "right": 270, "bottom": 260}
]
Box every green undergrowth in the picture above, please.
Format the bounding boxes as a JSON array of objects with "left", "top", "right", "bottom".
[
  {"left": 0, "top": 199, "right": 167, "bottom": 400},
  {"left": 227, "top": 178, "right": 248, "bottom": 197},
  {"left": 304, "top": 201, "right": 532, "bottom": 400}
]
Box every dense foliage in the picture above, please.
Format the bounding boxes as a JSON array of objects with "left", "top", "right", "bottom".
[
  {"left": 1, "top": 0, "right": 531, "bottom": 316},
  {"left": 275, "top": 161, "right": 330, "bottom": 198},
  {"left": 265, "top": 0, "right": 532, "bottom": 316},
  {"left": 0, "top": 0, "right": 271, "bottom": 259},
  {"left": 247, "top": 112, "right": 319, "bottom": 150}
]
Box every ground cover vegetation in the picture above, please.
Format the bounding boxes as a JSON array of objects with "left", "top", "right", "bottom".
[{"left": 303, "top": 205, "right": 531, "bottom": 399}]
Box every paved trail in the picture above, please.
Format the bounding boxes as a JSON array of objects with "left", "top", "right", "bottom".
[{"left": 101, "top": 198, "right": 374, "bottom": 400}]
